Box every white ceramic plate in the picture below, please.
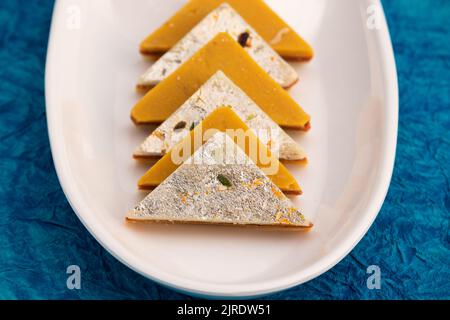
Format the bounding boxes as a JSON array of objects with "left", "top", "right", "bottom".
[{"left": 46, "top": 0, "right": 398, "bottom": 298}]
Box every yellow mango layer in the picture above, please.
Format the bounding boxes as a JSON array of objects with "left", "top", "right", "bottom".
[
  {"left": 138, "top": 107, "right": 302, "bottom": 194},
  {"left": 140, "top": 0, "right": 313, "bottom": 60},
  {"left": 133, "top": 33, "right": 310, "bottom": 130}
]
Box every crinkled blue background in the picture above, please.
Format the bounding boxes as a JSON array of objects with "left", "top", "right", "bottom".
[{"left": 0, "top": 0, "right": 448, "bottom": 299}]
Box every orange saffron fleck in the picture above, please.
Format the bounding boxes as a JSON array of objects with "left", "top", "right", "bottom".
[
  {"left": 279, "top": 218, "right": 292, "bottom": 225},
  {"left": 271, "top": 186, "right": 284, "bottom": 199},
  {"left": 153, "top": 130, "right": 165, "bottom": 140},
  {"left": 241, "top": 182, "right": 251, "bottom": 188},
  {"left": 275, "top": 212, "right": 283, "bottom": 221},
  {"left": 252, "top": 178, "right": 263, "bottom": 187}
]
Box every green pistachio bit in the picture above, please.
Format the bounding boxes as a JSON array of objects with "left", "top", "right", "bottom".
[{"left": 217, "top": 174, "right": 232, "bottom": 187}]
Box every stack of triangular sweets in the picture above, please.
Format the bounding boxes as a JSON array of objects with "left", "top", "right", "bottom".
[{"left": 127, "top": 0, "right": 314, "bottom": 230}]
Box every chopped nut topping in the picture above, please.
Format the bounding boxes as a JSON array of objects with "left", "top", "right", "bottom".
[
  {"left": 271, "top": 186, "right": 284, "bottom": 200},
  {"left": 275, "top": 212, "right": 283, "bottom": 221},
  {"left": 246, "top": 113, "right": 257, "bottom": 121},
  {"left": 217, "top": 174, "right": 232, "bottom": 187},
  {"left": 252, "top": 178, "right": 263, "bottom": 187},
  {"left": 238, "top": 32, "right": 251, "bottom": 47},
  {"left": 153, "top": 130, "right": 165, "bottom": 140},
  {"left": 278, "top": 218, "right": 292, "bottom": 225},
  {"left": 190, "top": 121, "right": 199, "bottom": 131},
  {"left": 174, "top": 121, "right": 187, "bottom": 131}
]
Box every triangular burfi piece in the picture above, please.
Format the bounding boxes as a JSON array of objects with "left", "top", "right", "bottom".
[
  {"left": 138, "top": 107, "right": 302, "bottom": 194},
  {"left": 128, "top": 132, "right": 312, "bottom": 229},
  {"left": 140, "top": 0, "right": 313, "bottom": 60},
  {"left": 134, "top": 71, "right": 306, "bottom": 161},
  {"left": 139, "top": 4, "right": 298, "bottom": 88},
  {"left": 133, "top": 33, "right": 310, "bottom": 130}
]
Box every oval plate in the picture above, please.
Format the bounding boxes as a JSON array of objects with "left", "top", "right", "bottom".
[{"left": 46, "top": 0, "right": 398, "bottom": 298}]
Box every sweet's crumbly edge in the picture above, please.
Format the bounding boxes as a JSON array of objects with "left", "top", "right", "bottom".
[
  {"left": 130, "top": 113, "right": 161, "bottom": 126},
  {"left": 139, "top": 50, "right": 165, "bottom": 59},
  {"left": 136, "top": 84, "right": 155, "bottom": 93},
  {"left": 284, "top": 77, "right": 299, "bottom": 90},
  {"left": 137, "top": 184, "right": 303, "bottom": 196},
  {"left": 133, "top": 153, "right": 308, "bottom": 164},
  {"left": 278, "top": 52, "right": 314, "bottom": 62},
  {"left": 133, "top": 153, "right": 161, "bottom": 160},
  {"left": 139, "top": 48, "right": 314, "bottom": 62},
  {"left": 125, "top": 216, "right": 313, "bottom": 231},
  {"left": 136, "top": 76, "right": 299, "bottom": 92},
  {"left": 131, "top": 111, "right": 312, "bottom": 131}
]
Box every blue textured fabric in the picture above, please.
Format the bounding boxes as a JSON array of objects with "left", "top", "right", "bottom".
[{"left": 0, "top": 0, "right": 448, "bottom": 300}]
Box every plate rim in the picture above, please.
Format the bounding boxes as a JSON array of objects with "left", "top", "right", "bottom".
[{"left": 45, "top": 0, "right": 398, "bottom": 298}]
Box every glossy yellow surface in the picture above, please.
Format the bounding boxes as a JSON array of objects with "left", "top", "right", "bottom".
[
  {"left": 132, "top": 33, "right": 311, "bottom": 130},
  {"left": 140, "top": 0, "right": 313, "bottom": 60},
  {"left": 138, "top": 107, "right": 302, "bottom": 194}
]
